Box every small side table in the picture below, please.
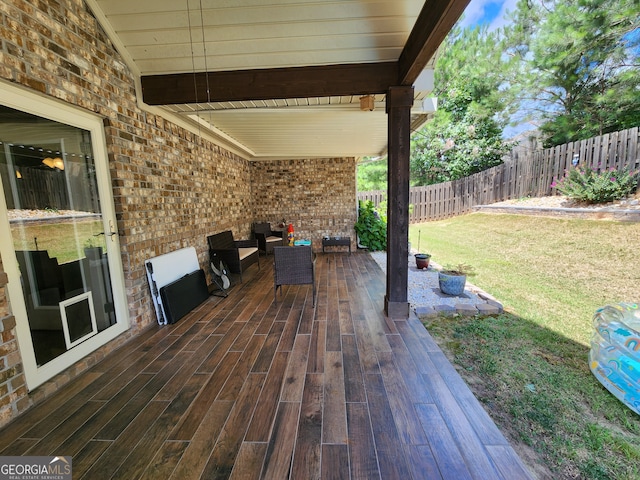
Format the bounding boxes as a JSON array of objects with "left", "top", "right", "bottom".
[{"left": 322, "top": 236, "right": 351, "bottom": 254}]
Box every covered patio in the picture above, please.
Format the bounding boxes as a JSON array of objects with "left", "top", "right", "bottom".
[{"left": 0, "top": 253, "right": 533, "bottom": 479}]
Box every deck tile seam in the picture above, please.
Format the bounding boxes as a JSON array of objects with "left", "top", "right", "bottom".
[
  {"left": 413, "top": 386, "right": 508, "bottom": 479},
  {"left": 26, "top": 399, "right": 107, "bottom": 456},
  {"left": 167, "top": 399, "right": 234, "bottom": 480},
  {"left": 244, "top": 352, "right": 290, "bottom": 443},
  {"left": 200, "top": 373, "right": 267, "bottom": 479}
]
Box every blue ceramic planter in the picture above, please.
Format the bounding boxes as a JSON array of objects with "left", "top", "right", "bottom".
[{"left": 438, "top": 272, "right": 466, "bottom": 295}]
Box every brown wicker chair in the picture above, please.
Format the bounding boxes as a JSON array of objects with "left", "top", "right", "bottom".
[
  {"left": 253, "top": 222, "right": 284, "bottom": 255},
  {"left": 273, "top": 245, "right": 316, "bottom": 306}
]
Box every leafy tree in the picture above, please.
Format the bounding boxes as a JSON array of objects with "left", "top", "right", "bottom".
[
  {"left": 356, "top": 156, "right": 387, "bottom": 191},
  {"left": 410, "top": 25, "right": 514, "bottom": 185},
  {"left": 504, "top": 0, "right": 640, "bottom": 146},
  {"left": 368, "top": 0, "right": 639, "bottom": 189},
  {"left": 411, "top": 109, "right": 511, "bottom": 184},
  {"left": 436, "top": 25, "right": 517, "bottom": 126}
]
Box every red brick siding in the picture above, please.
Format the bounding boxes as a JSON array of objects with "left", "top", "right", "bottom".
[{"left": 251, "top": 158, "right": 357, "bottom": 248}]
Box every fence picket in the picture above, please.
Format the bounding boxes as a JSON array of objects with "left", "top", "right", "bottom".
[
  {"left": 357, "top": 127, "right": 640, "bottom": 223},
  {"left": 630, "top": 127, "right": 639, "bottom": 171},
  {"left": 618, "top": 129, "right": 629, "bottom": 170},
  {"left": 607, "top": 131, "right": 617, "bottom": 171}
]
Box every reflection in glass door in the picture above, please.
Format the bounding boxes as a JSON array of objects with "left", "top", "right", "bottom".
[{"left": 0, "top": 105, "right": 118, "bottom": 369}]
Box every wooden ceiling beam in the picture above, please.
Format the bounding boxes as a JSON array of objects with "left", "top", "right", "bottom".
[
  {"left": 141, "top": 62, "right": 399, "bottom": 105},
  {"left": 398, "top": 0, "right": 471, "bottom": 85},
  {"left": 140, "top": 0, "right": 472, "bottom": 105}
]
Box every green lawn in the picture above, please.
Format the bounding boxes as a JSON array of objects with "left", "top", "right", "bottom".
[
  {"left": 410, "top": 213, "right": 640, "bottom": 480},
  {"left": 11, "top": 218, "right": 104, "bottom": 264}
]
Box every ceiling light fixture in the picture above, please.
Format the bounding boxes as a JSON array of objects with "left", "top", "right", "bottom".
[{"left": 42, "top": 157, "right": 64, "bottom": 170}]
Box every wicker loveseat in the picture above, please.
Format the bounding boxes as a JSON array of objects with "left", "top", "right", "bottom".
[
  {"left": 253, "top": 222, "right": 285, "bottom": 255},
  {"left": 207, "top": 230, "right": 260, "bottom": 282}
]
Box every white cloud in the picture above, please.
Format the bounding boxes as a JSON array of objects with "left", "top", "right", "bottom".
[
  {"left": 458, "top": 0, "right": 494, "bottom": 29},
  {"left": 458, "top": 0, "right": 518, "bottom": 31},
  {"left": 488, "top": 0, "right": 518, "bottom": 31}
]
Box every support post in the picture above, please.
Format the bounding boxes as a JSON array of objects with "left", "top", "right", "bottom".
[{"left": 384, "top": 86, "right": 414, "bottom": 318}]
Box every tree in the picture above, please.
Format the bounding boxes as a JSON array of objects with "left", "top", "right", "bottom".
[
  {"left": 410, "top": 25, "right": 514, "bottom": 185},
  {"left": 435, "top": 25, "right": 517, "bottom": 126},
  {"left": 356, "top": 156, "right": 387, "bottom": 191},
  {"left": 504, "top": 0, "right": 640, "bottom": 146},
  {"left": 411, "top": 108, "right": 511, "bottom": 184}
]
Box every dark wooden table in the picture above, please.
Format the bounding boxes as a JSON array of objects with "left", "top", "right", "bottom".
[{"left": 322, "top": 236, "right": 351, "bottom": 254}]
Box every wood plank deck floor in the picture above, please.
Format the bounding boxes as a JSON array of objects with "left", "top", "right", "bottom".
[{"left": 0, "top": 252, "right": 534, "bottom": 479}]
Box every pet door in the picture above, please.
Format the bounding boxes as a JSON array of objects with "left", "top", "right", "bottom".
[{"left": 59, "top": 292, "right": 98, "bottom": 349}]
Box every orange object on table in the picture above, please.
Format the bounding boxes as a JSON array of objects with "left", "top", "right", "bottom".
[{"left": 287, "top": 223, "right": 295, "bottom": 246}]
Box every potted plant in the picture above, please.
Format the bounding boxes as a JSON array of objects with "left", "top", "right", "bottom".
[
  {"left": 438, "top": 263, "right": 475, "bottom": 295},
  {"left": 414, "top": 229, "right": 430, "bottom": 269},
  {"left": 415, "top": 253, "right": 431, "bottom": 269}
]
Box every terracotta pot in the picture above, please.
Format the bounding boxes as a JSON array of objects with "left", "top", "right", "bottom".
[{"left": 414, "top": 253, "right": 431, "bottom": 270}]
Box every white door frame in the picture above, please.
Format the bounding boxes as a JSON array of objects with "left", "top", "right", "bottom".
[{"left": 0, "top": 80, "right": 130, "bottom": 390}]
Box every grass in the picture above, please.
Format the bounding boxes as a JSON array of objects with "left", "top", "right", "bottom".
[
  {"left": 410, "top": 213, "right": 640, "bottom": 480},
  {"left": 11, "top": 218, "right": 105, "bottom": 264}
]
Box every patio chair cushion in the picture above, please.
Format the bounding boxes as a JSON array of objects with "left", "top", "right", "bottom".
[
  {"left": 207, "top": 230, "right": 260, "bottom": 282},
  {"left": 238, "top": 247, "right": 258, "bottom": 261},
  {"left": 253, "top": 222, "right": 284, "bottom": 254}
]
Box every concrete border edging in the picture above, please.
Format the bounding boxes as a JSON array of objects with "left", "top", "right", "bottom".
[
  {"left": 475, "top": 204, "right": 640, "bottom": 221},
  {"left": 414, "top": 281, "right": 504, "bottom": 318}
]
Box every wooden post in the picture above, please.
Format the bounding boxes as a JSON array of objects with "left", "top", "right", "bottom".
[{"left": 384, "top": 86, "right": 413, "bottom": 319}]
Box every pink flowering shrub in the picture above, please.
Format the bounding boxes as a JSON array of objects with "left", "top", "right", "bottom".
[{"left": 551, "top": 166, "right": 639, "bottom": 203}]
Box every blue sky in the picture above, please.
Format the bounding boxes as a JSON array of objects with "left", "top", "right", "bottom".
[
  {"left": 457, "top": 0, "right": 535, "bottom": 138},
  {"left": 458, "top": 0, "right": 518, "bottom": 30}
]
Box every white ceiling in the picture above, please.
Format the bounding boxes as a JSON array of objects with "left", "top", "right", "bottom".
[{"left": 86, "top": 0, "right": 454, "bottom": 159}]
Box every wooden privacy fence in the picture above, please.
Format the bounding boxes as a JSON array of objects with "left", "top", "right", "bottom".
[
  {"left": 358, "top": 126, "right": 640, "bottom": 223},
  {"left": 7, "top": 165, "right": 100, "bottom": 213}
]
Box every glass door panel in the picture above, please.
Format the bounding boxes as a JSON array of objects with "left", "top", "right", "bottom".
[{"left": 0, "top": 105, "right": 117, "bottom": 367}]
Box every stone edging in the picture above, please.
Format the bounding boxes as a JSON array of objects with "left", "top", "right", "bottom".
[
  {"left": 414, "top": 281, "right": 504, "bottom": 318},
  {"left": 409, "top": 259, "right": 505, "bottom": 319},
  {"left": 475, "top": 204, "right": 640, "bottom": 221}
]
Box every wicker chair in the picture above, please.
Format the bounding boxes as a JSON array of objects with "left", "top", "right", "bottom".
[
  {"left": 207, "top": 230, "right": 260, "bottom": 283},
  {"left": 253, "top": 222, "right": 284, "bottom": 255},
  {"left": 273, "top": 245, "right": 316, "bottom": 306}
]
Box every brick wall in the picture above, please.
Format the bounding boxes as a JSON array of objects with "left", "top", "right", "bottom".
[
  {"left": 105, "top": 119, "right": 255, "bottom": 329},
  {"left": 0, "top": 258, "right": 25, "bottom": 427},
  {"left": 0, "top": 0, "right": 357, "bottom": 427},
  {"left": 251, "top": 158, "right": 357, "bottom": 248}
]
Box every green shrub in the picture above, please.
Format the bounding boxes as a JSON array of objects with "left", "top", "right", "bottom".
[
  {"left": 376, "top": 199, "right": 413, "bottom": 222},
  {"left": 354, "top": 200, "right": 387, "bottom": 251},
  {"left": 551, "top": 166, "right": 639, "bottom": 204}
]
